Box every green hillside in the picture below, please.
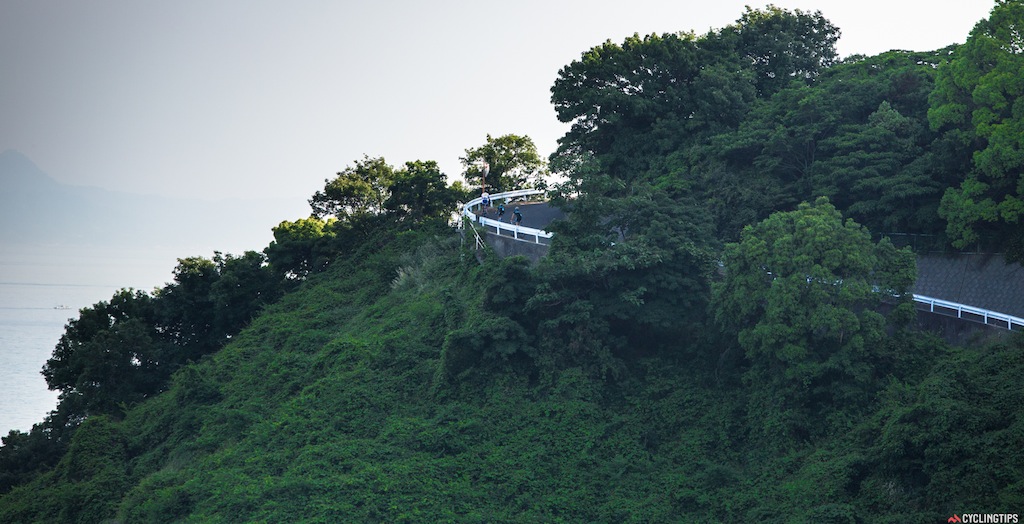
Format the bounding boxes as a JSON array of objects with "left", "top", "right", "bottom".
[
  {"left": 3, "top": 2, "right": 1024, "bottom": 522},
  {"left": 3, "top": 216, "right": 1021, "bottom": 522}
]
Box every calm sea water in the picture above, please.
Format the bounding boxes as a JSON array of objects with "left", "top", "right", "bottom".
[{"left": 0, "top": 244, "right": 213, "bottom": 437}]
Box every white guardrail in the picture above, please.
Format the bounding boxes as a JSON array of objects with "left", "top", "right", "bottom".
[
  {"left": 461, "top": 190, "right": 1022, "bottom": 331},
  {"left": 462, "top": 189, "right": 553, "bottom": 245},
  {"left": 912, "top": 294, "right": 1024, "bottom": 331}
]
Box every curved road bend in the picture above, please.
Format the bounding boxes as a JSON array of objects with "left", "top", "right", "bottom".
[{"left": 474, "top": 201, "right": 565, "bottom": 231}]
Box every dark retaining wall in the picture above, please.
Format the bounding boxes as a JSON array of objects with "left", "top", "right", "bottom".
[
  {"left": 913, "top": 307, "right": 1014, "bottom": 346},
  {"left": 483, "top": 232, "right": 549, "bottom": 264}
]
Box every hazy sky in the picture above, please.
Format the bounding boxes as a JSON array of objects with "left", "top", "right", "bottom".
[{"left": 1, "top": 0, "right": 996, "bottom": 209}]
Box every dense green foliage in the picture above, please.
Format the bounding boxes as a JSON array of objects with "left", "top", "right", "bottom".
[
  {"left": 713, "top": 198, "right": 917, "bottom": 443},
  {"left": 547, "top": 5, "right": 1004, "bottom": 248},
  {"left": 309, "top": 156, "right": 460, "bottom": 226},
  {"left": 931, "top": 0, "right": 1024, "bottom": 258},
  {"left": 0, "top": 251, "right": 285, "bottom": 494},
  {"left": 264, "top": 216, "right": 338, "bottom": 280},
  {"left": 2, "top": 212, "right": 1020, "bottom": 522},
  {"left": 3, "top": 3, "right": 1023, "bottom": 522},
  {"left": 461, "top": 134, "right": 548, "bottom": 193}
]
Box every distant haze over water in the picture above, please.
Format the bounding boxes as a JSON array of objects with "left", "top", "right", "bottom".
[
  {"left": 0, "top": 149, "right": 309, "bottom": 251},
  {"left": 0, "top": 150, "right": 313, "bottom": 436}
]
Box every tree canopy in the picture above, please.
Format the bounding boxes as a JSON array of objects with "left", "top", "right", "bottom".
[
  {"left": 713, "top": 198, "right": 916, "bottom": 440},
  {"left": 460, "top": 134, "right": 548, "bottom": 192},
  {"left": 264, "top": 216, "right": 336, "bottom": 280},
  {"left": 550, "top": 6, "right": 839, "bottom": 185},
  {"left": 309, "top": 156, "right": 394, "bottom": 221},
  {"left": 310, "top": 156, "right": 460, "bottom": 226},
  {"left": 548, "top": 7, "right": 976, "bottom": 249},
  {"left": 39, "top": 251, "right": 283, "bottom": 438},
  {"left": 931, "top": 0, "right": 1024, "bottom": 257}
]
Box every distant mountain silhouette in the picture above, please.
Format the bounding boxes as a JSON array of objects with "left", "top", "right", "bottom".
[
  {"left": 0, "top": 149, "right": 298, "bottom": 251},
  {"left": 0, "top": 150, "right": 62, "bottom": 193}
]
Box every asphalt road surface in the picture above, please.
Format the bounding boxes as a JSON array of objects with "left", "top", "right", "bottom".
[{"left": 475, "top": 201, "right": 565, "bottom": 230}]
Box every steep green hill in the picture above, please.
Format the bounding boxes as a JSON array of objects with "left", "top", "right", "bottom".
[
  {"left": 1, "top": 224, "right": 740, "bottom": 522},
  {"left": 2, "top": 219, "right": 1021, "bottom": 522},
  {"left": 4, "top": 3, "right": 1024, "bottom": 521}
]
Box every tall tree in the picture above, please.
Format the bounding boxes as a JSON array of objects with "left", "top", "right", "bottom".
[
  {"left": 42, "top": 290, "right": 169, "bottom": 420},
  {"left": 208, "top": 251, "right": 283, "bottom": 337},
  {"left": 265, "top": 217, "right": 337, "bottom": 280},
  {"left": 816, "top": 101, "right": 935, "bottom": 232},
  {"left": 722, "top": 5, "right": 840, "bottom": 97},
  {"left": 386, "top": 160, "right": 460, "bottom": 221},
  {"left": 930, "top": 0, "right": 1024, "bottom": 255},
  {"left": 155, "top": 257, "right": 221, "bottom": 360},
  {"left": 712, "top": 198, "right": 916, "bottom": 441},
  {"left": 310, "top": 156, "right": 460, "bottom": 227},
  {"left": 309, "top": 156, "right": 394, "bottom": 221},
  {"left": 688, "top": 49, "right": 957, "bottom": 240},
  {"left": 549, "top": 31, "right": 706, "bottom": 181},
  {"left": 532, "top": 184, "right": 715, "bottom": 376},
  {"left": 460, "top": 134, "right": 547, "bottom": 192},
  {"left": 549, "top": 6, "right": 839, "bottom": 187}
]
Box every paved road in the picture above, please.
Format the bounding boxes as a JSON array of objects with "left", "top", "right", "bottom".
[
  {"left": 475, "top": 201, "right": 565, "bottom": 230},
  {"left": 914, "top": 253, "right": 1024, "bottom": 318}
]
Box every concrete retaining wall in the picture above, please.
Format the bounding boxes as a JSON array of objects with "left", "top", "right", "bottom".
[
  {"left": 483, "top": 232, "right": 549, "bottom": 264},
  {"left": 914, "top": 307, "right": 1012, "bottom": 346}
]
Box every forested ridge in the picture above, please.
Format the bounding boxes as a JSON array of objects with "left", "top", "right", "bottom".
[{"left": 2, "top": 3, "right": 1024, "bottom": 522}]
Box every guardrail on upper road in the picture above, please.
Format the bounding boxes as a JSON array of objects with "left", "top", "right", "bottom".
[
  {"left": 913, "top": 294, "right": 1024, "bottom": 330},
  {"left": 462, "top": 189, "right": 553, "bottom": 245}
]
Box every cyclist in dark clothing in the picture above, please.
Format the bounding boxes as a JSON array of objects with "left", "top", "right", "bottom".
[{"left": 513, "top": 207, "right": 523, "bottom": 225}]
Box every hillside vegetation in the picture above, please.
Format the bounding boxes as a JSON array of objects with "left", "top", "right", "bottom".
[
  {"left": 3, "top": 2, "right": 1024, "bottom": 522},
  {"left": 5, "top": 219, "right": 1021, "bottom": 522}
]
